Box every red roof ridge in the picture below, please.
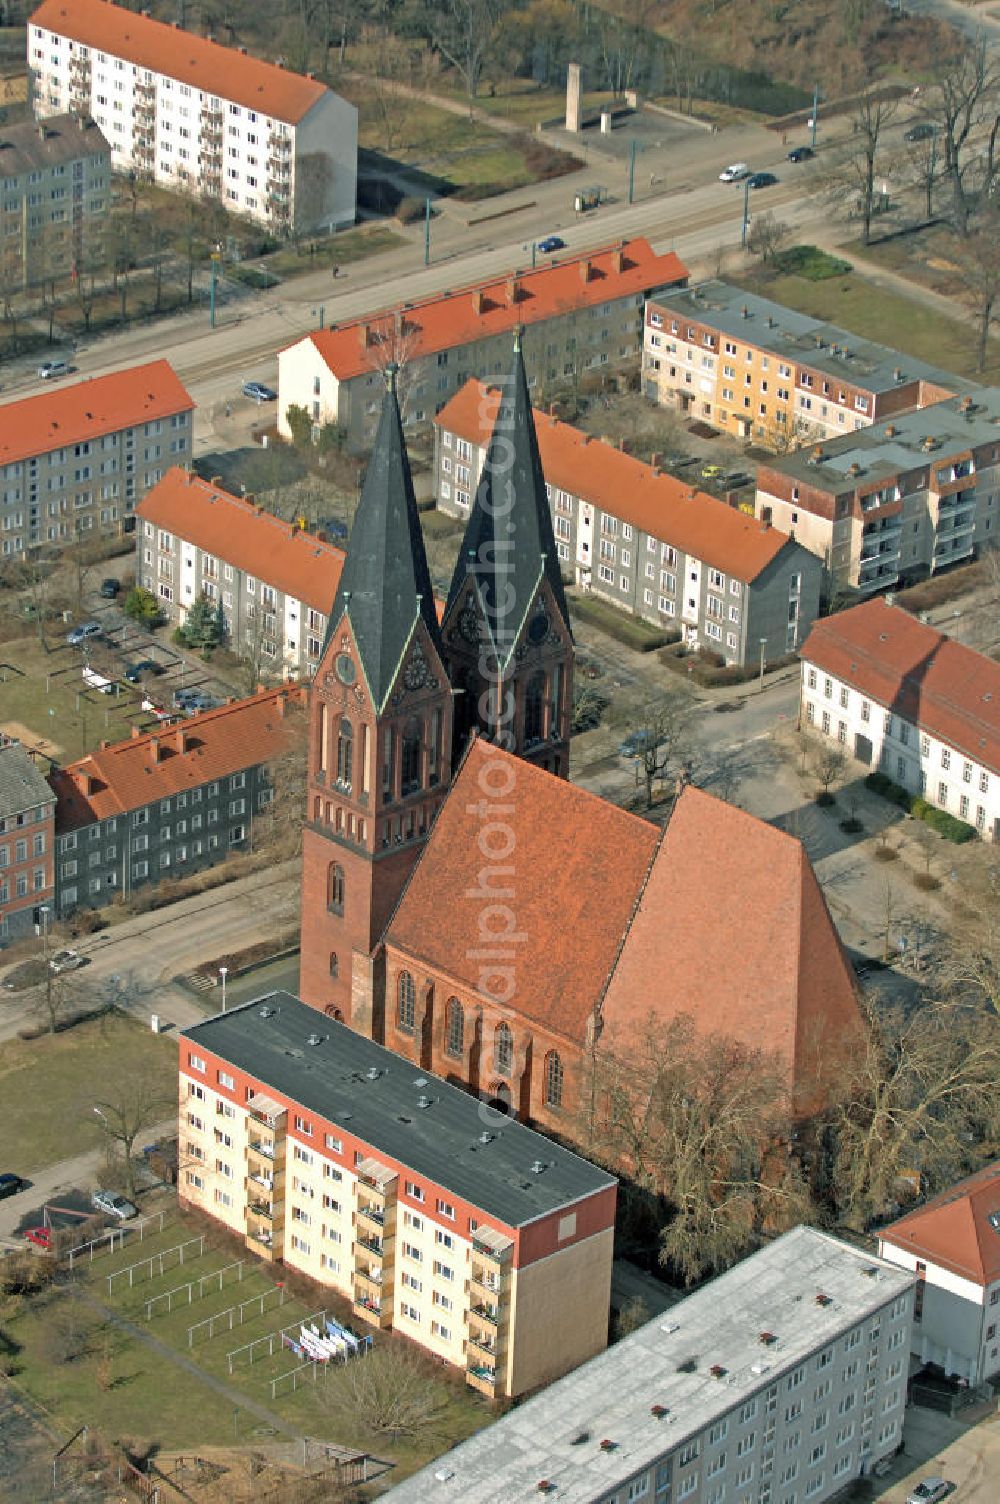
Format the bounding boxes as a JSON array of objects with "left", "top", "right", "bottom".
[
  {"left": 436, "top": 379, "right": 791, "bottom": 584},
  {"left": 29, "top": 0, "right": 329, "bottom": 123},
  {"left": 881, "top": 1159, "right": 1000, "bottom": 1284}
]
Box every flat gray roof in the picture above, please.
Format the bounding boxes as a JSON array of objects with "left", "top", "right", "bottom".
[
  {"left": 761, "top": 385, "right": 1000, "bottom": 491},
  {"left": 181, "top": 992, "right": 615, "bottom": 1229},
  {"left": 0, "top": 114, "right": 109, "bottom": 177},
  {"left": 652, "top": 280, "right": 974, "bottom": 398},
  {"left": 387, "top": 1227, "right": 914, "bottom": 1504}
]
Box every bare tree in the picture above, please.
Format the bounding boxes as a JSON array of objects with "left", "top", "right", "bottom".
[
  {"left": 850, "top": 88, "right": 897, "bottom": 245},
  {"left": 582, "top": 1015, "right": 807, "bottom": 1284},
  {"left": 956, "top": 209, "right": 1000, "bottom": 372},
  {"left": 368, "top": 33, "right": 419, "bottom": 153},
  {"left": 255, "top": 700, "right": 309, "bottom": 858},
  {"left": 326, "top": 1341, "right": 449, "bottom": 1436},
  {"left": 746, "top": 211, "right": 791, "bottom": 265},
  {"left": 92, "top": 1084, "right": 171, "bottom": 1201},
  {"left": 819, "top": 994, "right": 1000, "bottom": 1230},
  {"left": 938, "top": 850, "right": 1000, "bottom": 1013},
  {"left": 806, "top": 734, "right": 847, "bottom": 798},
  {"left": 629, "top": 691, "right": 694, "bottom": 808},
  {"left": 924, "top": 37, "right": 1000, "bottom": 237},
  {"left": 421, "top": 0, "right": 508, "bottom": 101}
]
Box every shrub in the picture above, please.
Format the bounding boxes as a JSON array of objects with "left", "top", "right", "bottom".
[
  {"left": 840, "top": 817, "right": 864, "bottom": 834},
  {"left": 773, "top": 244, "right": 852, "bottom": 280},
  {"left": 395, "top": 196, "right": 425, "bottom": 225},
  {"left": 913, "top": 872, "right": 942, "bottom": 891},
  {"left": 921, "top": 805, "right": 976, "bottom": 843},
  {"left": 867, "top": 774, "right": 976, "bottom": 842},
  {"left": 874, "top": 845, "right": 899, "bottom": 862},
  {"left": 865, "top": 771, "right": 911, "bottom": 810},
  {"left": 815, "top": 791, "right": 836, "bottom": 807}
]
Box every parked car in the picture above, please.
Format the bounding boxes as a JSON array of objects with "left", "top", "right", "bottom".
[
  {"left": 747, "top": 171, "right": 778, "bottom": 189},
  {"left": 124, "top": 659, "right": 163, "bottom": 683},
  {"left": 538, "top": 235, "right": 566, "bottom": 253},
  {"left": 242, "top": 380, "right": 277, "bottom": 403},
  {"left": 49, "top": 948, "right": 85, "bottom": 973},
  {"left": 183, "top": 693, "right": 219, "bottom": 716},
  {"left": 619, "top": 729, "right": 661, "bottom": 759},
  {"left": 65, "top": 620, "right": 102, "bottom": 647},
  {"left": 700, "top": 463, "right": 724, "bottom": 479},
  {"left": 92, "top": 1189, "right": 138, "bottom": 1221},
  {"left": 719, "top": 163, "right": 749, "bottom": 182},
  {"left": 23, "top": 1226, "right": 53, "bottom": 1250},
  {"left": 172, "top": 685, "right": 203, "bottom": 708},
  {"left": 787, "top": 146, "right": 814, "bottom": 162},
  {"left": 37, "top": 359, "right": 70, "bottom": 380},
  {"left": 906, "top": 1482, "right": 951, "bottom": 1504},
  {"left": 141, "top": 699, "right": 175, "bottom": 723},
  {"left": 0, "top": 1173, "right": 26, "bottom": 1200},
  {"left": 905, "top": 122, "right": 937, "bottom": 143},
  {"left": 99, "top": 577, "right": 120, "bottom": 599}
]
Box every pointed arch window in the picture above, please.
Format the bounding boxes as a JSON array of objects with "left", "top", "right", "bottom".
[
  {"left": 327, "top": 862, "right": 344, "bottom": 913},
  {"left": 336, "top": 718, "right": 353, "bottom": 790},
  {"left": 524, "top": 670, "right": 546, "bottom": 748},
  {"left": 401, "top": 718, "right": 422, "bottom": 797},
  {"left": 544, "top": 1050, "right": 564, "bottom": 1109},
  {"left": 397, "top": 970, "right": 415, "bottom": 1033},
  {"left": 494, "top": 1021, "right": 513, "bottom": 1077},
  {"left": 445, "top": 997, "right": 464, "bottom": 1059}
]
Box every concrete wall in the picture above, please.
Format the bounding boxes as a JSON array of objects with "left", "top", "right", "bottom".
[{"left": 294, "top": 90, "right": 358, "bottom": 233}]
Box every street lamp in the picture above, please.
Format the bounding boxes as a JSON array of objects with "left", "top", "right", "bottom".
[
  {"left": 312, "top": 305, "right": 326, "bottom": 330},
  {"left": 758, "top": 637, "right": 768, "bottom": 694},
  {"left": 741, "top": 177, "right": 752, "bottom": 249},
  {"left": 219, "top": 966, "right": 228, "bottom": 1012}
]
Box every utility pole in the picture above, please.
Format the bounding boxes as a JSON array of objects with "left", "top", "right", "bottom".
[
  {"left": 312, "top": 304, "right": 325, "bottom": 330},
  {"left": 741, "top": 177, "right": 751, "bottom": 249},
  {"left": 810, "top": 84, "right": 819, "bottom": 150},
  {"left": 209, "top": 251, "right": 220, "bottom": 329},
  {"left": 424, "top": 197, "right": 431, "bottom": 267},
  {"left": 627, "top": 138, "right": 637, "bottom": 206},
  {"left": 758, "top": 637, "right": 767, "bottom": 694}
]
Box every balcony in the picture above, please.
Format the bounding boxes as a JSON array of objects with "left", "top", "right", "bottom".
[
  {"left": 356, "top": 1197, "right": 387, "bottom": 1229},
  {"left": 467, "top": 1329, "right": 500, "bottom": 1360},
  {"left": 470, "top": 1266, "right": 505, "bottom": 1299},
  {"left": 355, "top": 1232, "right": 388, "bottom": 1261},
  {"left": 200, "top": 127, "right": 223, "bottom": 150},
  {"left": 247, "top": 1136, "right": 276, "bottom": 1164},
  {"left": 201, "top": 107, "right": 224, "bottom": 128},
  {"left": 247, "top": 1196, "right": 279, "bottom": 1222},
  {"left": 353, "top": 1289, "right": 393, "bottom": 1328},
  {"left": 246, "top": 1227, "right": 281, "bottom": 1261},
  {"left": 268, "top": 130, "right": 292, "bottom": 155},
  {"left": 466, "top": 1362, "right": 498, "bottom": 1397},
  {"left": 468, "top": 1301, "right": 501, "bottom": 1328}
]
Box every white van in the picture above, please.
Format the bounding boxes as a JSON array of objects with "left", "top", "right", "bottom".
[{"left": 719, "top": 163, "right": 750, "bottom": 182}]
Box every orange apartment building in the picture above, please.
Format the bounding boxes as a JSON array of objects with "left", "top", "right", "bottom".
[
  {"left": 642, "top": 280, "right": 966, "bottom": 451},
  {"left": 277, "top": 238, "right": 688, "bottom": 451},
  {"left": 178, "top": 992, "right": 617, "bottom": 1399}
]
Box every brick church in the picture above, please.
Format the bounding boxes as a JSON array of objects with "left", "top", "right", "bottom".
[{"left": 299, "top": 338, "right": 863, "bottom": 1130}]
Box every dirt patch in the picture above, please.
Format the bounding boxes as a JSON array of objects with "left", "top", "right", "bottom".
[{"left": 0, "top": 719, "right": 62, "bottom": 759}]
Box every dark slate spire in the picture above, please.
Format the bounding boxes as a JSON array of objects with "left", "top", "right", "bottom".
[
  {"left": 446, "top": 333, "right": 571, "bottom": 669},
  {"left": 325, "top": 366, "right": 441, "bottom": 710}
]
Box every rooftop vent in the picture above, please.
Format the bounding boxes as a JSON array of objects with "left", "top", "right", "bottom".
[
  {"left": 759, "top": 1331, "right": 778, "bottom": 1345},
  {"left": 259, "top": 1006, "right": 275, "bottom": 1019},
  {"left": 306, "top": 1033, "right": 322, "bottom": 1046},
  {"left": 751, "top": 1361, "right": 771, "bottom": 1375},
  {"left": 479, "top": 1131, "right": 495, "bottom": 1144},
  {"left": 537, "top": 1484, "right": 555, "bottom": 1496},
  {"left": 815, "top": 1293, "right": 833, "bottom": 1307},
  {"left": 710, "top": 1364, "right": 727, "bottom": 1380},
  {"left": 530, "top": 1160, "right": 546, "bottom": 1174},
  {"left": 570, "top": 1431, "right": 590, "bottom": 1447},
  {"left": 434, "top": 1468, "right": 455, "bottom": 1483},
  {"left": 677, "top": 1357, "right": 697, "bottom": 1374},
  {"left": 413, "top": 1076, "right": 428, "bottom": 1088},
  {"left": 651, "top": 1404, "right": 669, "bottom": 1418},
  {"left": 884, "top": 424, "right": 897, "bottom": 438},
  {"left": 366, "top": 1067, "right": 381, "bottom": 1081},
  {"left": 893, "top": 367, "right": 905, "bottom": 383},
  {"left": 860, "top": 1265, "right": 880, "bottom": 1279},
  {"left": 417, "top": 1095, "right": 432, "bottom": 1109},
  {"left": 660, "top": 1321, "right": 680, "bottom": 1335},
  {"left": 740, "top": 304, "right": 750, "bottom": 319},
  {"left": 599, "top": 1439, "right": 617, "bottom": 1453}
]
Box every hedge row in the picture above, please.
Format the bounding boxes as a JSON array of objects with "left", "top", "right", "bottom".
[{"left": 864, "top": 772, "right": 977, "bottom": 843}]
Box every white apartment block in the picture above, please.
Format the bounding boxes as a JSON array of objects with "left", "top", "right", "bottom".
[
  {"left": 879, "top": 1162, "right": 1000, "bottom": 1385},
  {"left": 135, "top": 469, "right": 344, "bottom": 680},
  {"left": 389, "top": 1226, "right": 915, "bottom": 1504},
  {"left": 29, "top": 0, "right": 357, "bottom": 234},
  {"left": 434, "top": 380, "right": 822, "bottom": 668},
  {"left": 800, "top": 599, "right": 1000, "bottom": 842},
  {"left": 178, "top": 993, "right": 617, "bottom": 1401},
  {"left": 0, "top": 359, "right": 192, "bottom": 558}
]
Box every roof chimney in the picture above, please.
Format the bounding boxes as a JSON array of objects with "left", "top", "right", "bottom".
[
  {"left": 741, "top": 304, "right": 750, "bottom": 319},
  {"left": 472, "top": 287, "right": 484, "bottom": 316},
  {"left": 761, "top": 517, "right": 771, "bottom": 531},
  {"left": 394, "top": 309, "right": 404, "bottom": 337},
  {"left": 149, "top": 735, "right": 164, "bottom": 765},
  {"left": 579, "top": 258, "right": 592, "bottom": 285},
  {"left": 131, "top": 725, "right": 143, "bottom": 740},
  {"left": 650, "top": 451, "right": 662, "bottom": 468},
  {"left": 276, "top": 692, "right": 288, "bottom": 718},
  {"left": 611, "top": 242, "right": 624, "bottom": 274},
  {"left": 175, "top": 727, "right": 191, "bottom": 754},
  {"left": 506, "top": 275, "right": 519, "bottom": 306},
  {"left": 884, "top": 424, "right": 897, "bottom": 438},
  {"left": 959, "top": 395, "right": 974, "bottom": 413},
  {"left": 359, "top": 322, "right": 370, "bottom": 349}
]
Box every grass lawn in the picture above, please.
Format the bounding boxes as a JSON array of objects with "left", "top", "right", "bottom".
[
  {"left": 0, "top": 630, "right": 158, "bottom": 762},
  {"left": 263, "top": 223, "right": 408, "bottom": 279},
  {"left": 0, "top": 1015, "right": 177, "bottom": 1173},
  {"left": 1, "top": 1213, "right": 492, "bottom": 1472},
  {"left": 734, "top": 264, "right": 1000, "bottom": 385},
  {"left": 570, "top": 592, "right": 671, "bottom": 652}
]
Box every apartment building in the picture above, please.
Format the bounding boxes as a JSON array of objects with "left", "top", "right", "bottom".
[
  {"left": 879, "top": 1162, "right": 1000, "bottom": 1385},
  {"left": 178, "top": 991, "right": 617, "bottom": 1400},
  {"left": 0, "top": 359, "right": 193, "bottom": 559},
  {"left": 0, "top": 113, "right": 109, "bottom": 290},
  {"left": 389, "top": 1225, "right": 914, "bottom": 1504},
  {"left": 434, "top": 379, "right": 820, "bottom": 666},
  {"left": 756, "top": 386, "right": 1000, "bottom": 594},
  {"left": 800, "top": 598, "right": 1000, "bottom": 841},
  {"left": 48, "top": 685, "right": 306, "bottom": 917},
  {"left": 643, "top": 280, "right": 966, "bottom": 451},
  {"left": 28, "top": 0, "right": 357, "bottom": 234},
  {"left": 277, "top": 239, "right": 688, "bottom": 452},
  {"left": 136, "top": 468, "right": 345, "bottom": 680},
  {"left": 0, "top": 741, "right": 55, "bottom": 946}
]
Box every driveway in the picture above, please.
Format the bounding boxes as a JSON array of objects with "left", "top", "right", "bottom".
[{"left": 877, "top": 1402, "right": 1000, "bottom": 1504}]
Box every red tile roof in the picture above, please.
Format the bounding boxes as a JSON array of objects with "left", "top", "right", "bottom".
[
  {"left": 387, "top": 739, "right": 661, "bottom": 1046},
  {"left": 30, "top": 0, "right": 328, "bottom": 123},
  {"left": 0, "top": 359, "right": 193, "bottom": 468},
  {"left": 881, "top": 1161, "right": 1000, "bottom": 1286},
  {"left": 50, "top": 685, "right": 307, "bottom": 832},
  {"left": 297, "top": 240, "right": 688, "bottom": 383},
  {"left": 598, "top": 785, "right": 863, "bottom": 1109},
  {"left": 136, "top": 468, "right": 345, "bottom": 615},
  {"left": 801, "top": 599, "right": 1000, "bottom": 777},
  {"left": 437, "top": 379, "right": 794, "bottom": 583}
]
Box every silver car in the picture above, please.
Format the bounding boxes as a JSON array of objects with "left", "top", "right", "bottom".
[
  {"left": 906, "top": 1481, "right": 951, "bottom": 1504},
  {"left": 91, "top": 1189, "right": 137, "bottom": 1220}
]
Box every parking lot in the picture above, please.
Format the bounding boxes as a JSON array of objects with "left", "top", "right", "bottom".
[{"left": 876, "top": 1402, "right": 1000, "bottom": 1504}]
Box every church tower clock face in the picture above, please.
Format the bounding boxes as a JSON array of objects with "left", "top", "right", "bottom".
[
  {"left": 404, "top": 655, "right": 429, "bottom": 692},
  {"left": 335, "top": 652, "right": 356, "bottom": 686},
  {"left": 458, "top": 606, "right": 480, "bottom": 644}
]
